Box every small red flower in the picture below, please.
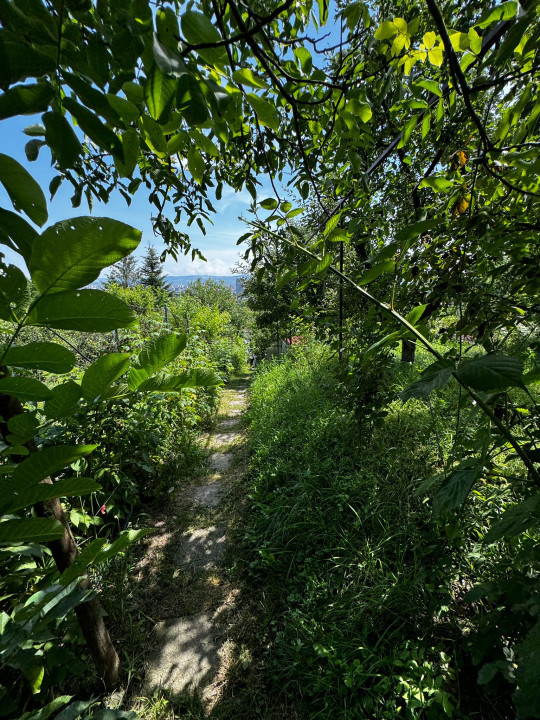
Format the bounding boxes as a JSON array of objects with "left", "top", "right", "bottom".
[{"left": 100, "top": 504, "right": 106, "bottom": 515}]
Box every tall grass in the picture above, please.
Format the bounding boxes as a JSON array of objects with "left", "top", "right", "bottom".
[{"left": 244, "top": 342, "right": 515, "bottom": 719}]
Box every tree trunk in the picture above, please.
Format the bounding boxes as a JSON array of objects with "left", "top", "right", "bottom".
[
  {"left": 401, "top": 339, "right": 416, "bottom": 363},
  {"left": 0, "top": 390, "right": 121, "bottom": 689}
]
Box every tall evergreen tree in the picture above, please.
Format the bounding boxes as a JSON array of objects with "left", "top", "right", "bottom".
[{"left": 139, "top": 246, "right": 171, "bottom": 292}]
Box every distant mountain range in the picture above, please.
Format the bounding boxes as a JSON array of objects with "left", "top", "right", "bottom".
[
  {"left": 96, "top": 274, "right": 245, "bottom": 290},
  {"left": 164, "top": 275, "right": 244, "bottom": 289}
]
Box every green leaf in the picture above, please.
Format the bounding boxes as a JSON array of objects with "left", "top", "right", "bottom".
[
  {"left": 364, "top": 330, "right": 402, "bottom": 357},
  {"left": 190, "top": 129, "right": 219, "bottom": 157},
  {"left": 357, "top": 103, "right": 372, "bottom": 123},
  {"left": 176, "top": 75, "right": 209, "bottom": 126},
  {"left": 484, "top": 494, "right": 540, "bottom": 544},
  {"left": 58, "top": 538, "right": 108, "bottom": 586},
  {"left": 315, "top": 255, "right": 332, "bottom": 276},
  {"left": 433, "top": 461, "right": 482, "bottom": 515},
  {"left": 0, "top": 153, "right": 47, "bottom": 226},
  {"left": 153, "top": 34, "right": 188, "bottom": 77},
  {"left": 449, "top": 32, "right": 470, "bottom": 51},
  {"left": 327, "top": 228, "right": 349, "bottom": 242},
  {"left": 375, "top": 20, "right": 398, "bottom": 40},
  {"left": 0, "top": 82, "right": 53, "bottom": 120},
  {"left": 0, "top": 262, "right": 28, "bottom": 322},
  {"left": 276, "top": 268, "right": 297, "bottom": 290},
  {"left": 123, "top": 82, "right": 144, "bottom": 105},
  {"left": 246, "top": 94, "right": 279, "bottom": 131},
  {"left": 81, "top": 353, "right": 130, "bottom": 402},
  {"left": 23, "top": 123, "right": 45, "bottom": 137},
  {"left": 156, "top": 7, "right": 180, "bottom": 48},
  {"left": 129, "top": 333, "right": 187, "bottom": 390},
  {"left": 181, "top": 11, "right": 228, "bottom": 67},
  {"left": 145, "top": 64, "right": 177, "bottom": 122},
  {"left": 93, "top": 528, "right": 152, "bottom": 564},
  {"left": 53, "top": 700, "right": 95, "bottom": 720},
  {"left": 358, "top": 260, "right": 394, "bottom": 285},
  {"left": 27, "top": 289, "right": 137, "bottom": 332},
  {"left": 29, "top": 217, "right": 141, "bottom": 295},
  {"left": 401, "top": 359, "right": 455, "bottom": 401},
  {"left": 0, "top": 38, "right": 56, "bottom": 87},
  {"left": 1, "top": 477, "right": 101, "bottom": 514},
  {"left": 419, "top": 177, "right": 454, "bottom": 192},
  {"left": 43, "top": 381, "right": 82, "bottom": 420},
  {"left": 3, "top": 342, "right": 75, "bottom": 374},
  {"left": 141, "top": 114, "right": 168, "bottom": 155},
  {"left": 396, "top": 219, "right": 438, "bottom": 243},
  {"left": 260, "top": 198, "right": 278, "bottom": 210},
  {"left": 0, "top": 518, "right": 64, "bottom": 544},
  {"left": 106, "top": 95, "right": 140, "bottom": 124},
  {"left": 415, "top": 79, "right": 442, "bottom": 97},
  {"left": 115, "top": 128, "right": 139, "bottom": 178},
  {"left": 85, "top": 33, "right": 109, "bottom": 89},
  {"left": 0, "top": 207, "right": 39, "bottom": 261},
  {"left": 317, "top": 0, "right": 329, "bottom": 23},
  {"left": 458, "top": 353, "right": 524, "bottom": 391},
  {"left": 43, "top": 112, "right": 82, "bottom": 170},
  {"left": 27, "top": 662, "right": 45, "bottom": 695},
  {"left": 494, "top": 17, "right": 532, "bottom": 67},
  {"left": 11, "top": 445, "right": 97, "bottom": 490},
  {"left": 405, "top": 304, "right": 428, "bottom": 325},
  {"left": 397, "top": 116, "right": 418, "bottom": 149},
  {"left": 25, "top": 138, "right": 45, "bottom": 162},
  {"left": 324, "top": 214, "right": 341, "bottom": 235},
  {"left": 468, "top": 28, "right": 482, "bottom": 55},
  {"left": 294, "top": 47, "right": 312, "bottom": 73},
  {"left": 187, "top": 147, "right": 205, "bottom": 185},
  {"left": 7, "top": 412, "right": 38, "bottom": 440},
  {"left": 0, "top": 377, "right": 51, "bottom": 402},
  {"left": 63, "top": 98, "right": 123, "bottom": 161},
  {"left": 167, "top": 132, "right": 188, "bottom": 156},
  {"left": 232, "top": 68, "right": 267, "bottom": 90},
  {"left": 476, "top": 1, "right": 517, "bottom": 29}
]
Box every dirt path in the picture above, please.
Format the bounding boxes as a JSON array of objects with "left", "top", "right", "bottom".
[{"left": 142, "top": 375, "right": 250, "bottom": 709}]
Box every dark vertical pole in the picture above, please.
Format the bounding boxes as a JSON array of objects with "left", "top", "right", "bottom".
[{"left": 339, "top": 240, "right": 344, "bottom": 362}]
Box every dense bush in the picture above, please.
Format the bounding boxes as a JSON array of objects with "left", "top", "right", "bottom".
[
  {"left": 246, "top": 342, "right": 539, "bottom": 719},
  {"left": 0, "top": 272, "right": 252, "bottom": 717}
]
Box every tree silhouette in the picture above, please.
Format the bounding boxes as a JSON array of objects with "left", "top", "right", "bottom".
[{"left": 139, "top": 246, "right": 171, "bottom": 293}]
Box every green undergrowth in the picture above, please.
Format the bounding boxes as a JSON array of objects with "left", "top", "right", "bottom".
[{"left": 244, "top": 343, "right": 528, "bottom": 720}]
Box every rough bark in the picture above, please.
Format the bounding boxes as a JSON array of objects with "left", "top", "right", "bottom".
[{"left": 401, "top": 338, "right": 416, "bottom": 363}]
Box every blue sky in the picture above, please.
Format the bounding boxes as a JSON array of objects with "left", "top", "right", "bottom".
[{"left": 0, "top": 114, "right": 277, "bottom": 277}]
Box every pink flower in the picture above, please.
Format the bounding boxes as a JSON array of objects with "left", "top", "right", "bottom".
[{"left": 100, "top": 504, "right": 106, "bottom": 515}]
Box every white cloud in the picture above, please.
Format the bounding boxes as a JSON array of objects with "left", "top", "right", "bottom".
[
  {"left": 163, "top": 248, "right": 244, "bottom": 276},
  {"left": 219, "top": 187, "right": 254, "bottom": 211}
]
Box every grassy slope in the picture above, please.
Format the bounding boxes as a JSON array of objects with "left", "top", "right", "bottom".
[{"left": 244, "top": 343, "right": 521, "bottom": 720}]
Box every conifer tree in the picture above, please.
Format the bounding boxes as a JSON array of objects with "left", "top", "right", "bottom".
[{"left": 139, "top": 246, "right": 171, "bottom": 292}]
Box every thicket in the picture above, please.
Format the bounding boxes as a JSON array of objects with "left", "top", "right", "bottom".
[{"left": 247, "top": 338, "right": 540, "bottom": 719}]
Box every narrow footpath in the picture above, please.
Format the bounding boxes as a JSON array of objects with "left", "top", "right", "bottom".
[{"left": 141, "top": 374, "right": 250, "bottom": 709}]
